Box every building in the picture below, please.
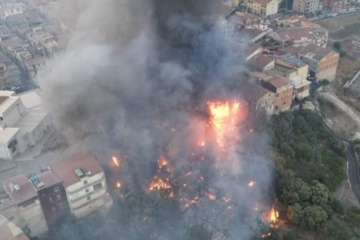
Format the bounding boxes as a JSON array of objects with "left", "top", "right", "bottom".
[
  {"left": 298, "top": 44, "right": 339, "bottom": 81},
  {"left": 226, "top": 11, "right": 261, "bottom": 31},
  {"left": 274, "top": 52, "right": 309, "bottom": 79},
  {"left": 251, "top": 72, "right": 294, "bottom": 113},
  {"left": 323, "top": 0, "right": 347, "bottom": 10},
  {"left": 244, "top": 0, "right": 279, "bottom": 17},
  {"left": 239, "top": 45, "right": 263, "bottom": 61},
  {"left": 241, "top": 82, "right": 275, "bottom": 115},
  {"left": 30, "top": 171, "right": 70, "bottom": 227},
  {"left": 0, "top": 214, "right": 29, "bottom": 240},
  {"left": 0, "top": 53, "right": 22, "bottom": 90},
  {"left": 50, "top": 153, "right": 113, "bottom": 219},
  {"left": 248, "top": 53, "right": 275, "bottom": 71},
  {"left": 0, "top": 90, "right": 51, "bottom": 160},
  {"left": 265, "top": 26, "right": 328, "bottom": 50},
  {"left": 3, "top": 174, "right": 48, "bottom": 238},
  {"left": 293, "top": 0, "right": 321, "bottom": 14}
]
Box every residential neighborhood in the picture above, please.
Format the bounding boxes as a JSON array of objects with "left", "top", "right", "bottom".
[{"left": 0, "top": 0, "right": 359, "bottom": 239}]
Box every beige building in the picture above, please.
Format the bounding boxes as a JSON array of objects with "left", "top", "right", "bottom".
[
  {"left": 241, "top": 82, "right": 275, "bottom": 116},
  {"left": 293, "top": 0, "right": 321, "bottom": 14},
  {"left": 50, "top": 153, "right": 113, "bottom": 219},
  {"left": 298, "top": 44, "right": 339, "bottom": 81},
  {"left": 0, "top": 90, "right": 51, "bottom": 160},
  {"left": 245, "top": 0, "right": 279, "bottom": 17},
  {"left": 0, "top": 214, "right": 29, "bottom": 240},
  {"left": 3, "top": 174, "right": 48, "bottom": 238}
]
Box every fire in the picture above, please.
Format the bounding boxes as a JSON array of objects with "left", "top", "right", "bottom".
[
  {"left": 158, "top": 156, "right": 168, "bottom": 169},
  {"left": 115, "top": 181, "right": 121, "bottom": 189},
  {"left": 269, "top": 206, "right": 279, "bottom": 223},
  {"left": 207, "top": 192, "right": 217, "bottom": 201},
  {"left": 248, "top": 181, "right": 256, "bottom": 188},
  {"left": 207, "top": 101, "right": 244, "bottom": 149},
  {"left": 261, "top": 233, "right": 271, "bottom": 238},
  {"left": 112, "top": 155, "right": 120, "bottom": 168},
  {"left": 148, "top": 176, "right": 171, "bottom": 191}
]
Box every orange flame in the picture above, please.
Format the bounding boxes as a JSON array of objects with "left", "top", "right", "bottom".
[
  {"left": 248, "top": 181, "right": 256, "bottom": 188},
  {"left": 115, "top": 181, "right": 121, "bottom": 189},
  {"left": 148, "top": 176, "right": 171, "bottom": 191},
  {"left": 269, "top": 206, "right": 279, "bottom": 223},
  {"left": 112, "top": 156, "right": 120, "bottom": 168},
  {"left": 207, "top": 101, "right": 244, "bottom": 149},
  {"left": 207, "top": 192, "right": 217, "bottom": 201},
  {"left": 261, "top": 233, "right": 271, "bottom": 238},
  {"left": 158, "top": 156, "right": 168, "bottom": 169}
]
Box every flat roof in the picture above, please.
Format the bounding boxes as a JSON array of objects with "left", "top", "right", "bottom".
[
  {"left": 3, "top": 174, "right": 37, "bottom": 205},
  {"left": 0, "top": 128, "right": 19, "bottom": 145},
  {"left": 0, "top": 96, "right": 19, "bottom": 115},
  {"left": 38, "top": 170, "right": 61, "bottom": 187},
  {"left": 50, "top": 153, "right": 103, "bottom": 188},
  {"left": 17, "top": 90, "right": 43, "bottom": 110},
  {"left": 13, "top": 108, "right": 47, "bottom": 133}
]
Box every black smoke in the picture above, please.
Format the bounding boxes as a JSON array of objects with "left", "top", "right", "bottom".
[{"left": 40, "top": 0, "right": 273, "bottom": 239}]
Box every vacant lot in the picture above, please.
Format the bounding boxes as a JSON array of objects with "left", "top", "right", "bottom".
[
  {"left": 317, "top": 14, "right": 360, "bottom": 34},
  {"left": 335, "top": 56, "right": 360, "bottom": 86}
]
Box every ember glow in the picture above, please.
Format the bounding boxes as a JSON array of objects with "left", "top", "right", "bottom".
[
  {"left": 112, "top": 155, "right": 120, "bottom": 168},
  {"left": 248, "top": 181, "right": 256, "bottom": 188},
  {"left": 148, "top": 176, "right": 172, "bottom": 191},
  {"left": 157, "top": 156, "right": 168, "bottom": 169},
  {"left": 115, "top": 181, "right": 121, "bottom": 189},
  {"left": 207, "top": 101, "right": 245, "bottom": 149}
]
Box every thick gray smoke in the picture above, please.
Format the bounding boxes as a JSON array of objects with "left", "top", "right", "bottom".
[{"left": 40, "top": 0, "right": 273, "bottom": 239}]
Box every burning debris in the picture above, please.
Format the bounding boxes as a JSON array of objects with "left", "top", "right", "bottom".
[{"left": 42, "top": 0, "right": 274, "bottom": 239}]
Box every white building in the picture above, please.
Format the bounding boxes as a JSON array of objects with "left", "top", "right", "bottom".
[
  {"left": 0, "top": 90, "right": 51, "bottom": 160},
  {"left": 293, "top": 0, "right": 321, "bottom": 14},
  {"left": 50, "top": 153, "right": 113, "bottom": 219}
]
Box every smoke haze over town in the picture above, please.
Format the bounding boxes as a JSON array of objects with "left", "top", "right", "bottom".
[{"left": 40, "top": 0, "right": 273, "bottom": 239}]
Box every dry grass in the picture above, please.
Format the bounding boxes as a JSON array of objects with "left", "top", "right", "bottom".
[
  {"left": 334, "top": 56, "right": 360, "bottom": 86},
  {"left": 317, "top": 14, "right": 360, "bottom": 33}
]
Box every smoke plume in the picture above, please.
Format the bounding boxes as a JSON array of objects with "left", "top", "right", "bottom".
[{"left": 40, "top": 0, "right": 273, "bottom": 239}]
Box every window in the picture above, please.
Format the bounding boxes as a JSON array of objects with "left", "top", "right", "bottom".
[
  {"left": 83, "top": 180, "right": 88, "bottom": 185},
  {"left": 56, "top": 194, "right": 61, "bottom": 200},
  {"left": 54, "top": 186, "right": 59, "bottom": 192},
  {"left": 93, "top": 183, "right": 102, "bottom": 191},
  {"left": 85, "top": 189, "right": 89, "bottom": 193},
  {"left": 87, "top": 196, "right": 91, "bottom": 201}
]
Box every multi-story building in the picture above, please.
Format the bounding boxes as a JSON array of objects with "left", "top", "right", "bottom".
[
  {"left": 251, "top": 72, "right": 294, "bottom": 113},
  {"left": 0, "top": 214, "right": 29, "bottom": 240},
  {"left": 31, "top": 171, "right": 70, "bottom": 227},
  {"left": 323, "top": 0, "right": 347, "bottom": 10},
  {"left": 293, "top": 0, "right": 321, "bottom": 14},
  {"left": 50, "top": 153, "right": 113, "bottom": 219},
  {"left": 244, "top": 0, "right": 279, "bottom": 17},
  {"left": 0, "top": 90, "right": 52, "bottom": 160},
  {"left": 298, "top": 44, "right": 339, "bottom": 81},
  {"left": 241, "top": 82, "right": 275, "bottom": 116},
  {"left": 3, "top": 174, "right": 48, "bottom": 238}
]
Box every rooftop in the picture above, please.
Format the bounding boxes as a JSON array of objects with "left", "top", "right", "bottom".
[
  {"left": 248, "top": 53, "right": 274, "bottom": 70},
  {"left": 13, "top": 108, "right": 48, "bottom": 133},
  {"left": 3, "top": 174, "right": 37, "bottom": 205},
  {"left": 298, "top": 44, "right": 335, "bottom": 60},
  {"left": 265, "top": 75, "right": 291, "bottom": 89},
  {"left": 241, "top": 82, "right": 273, "bottom": 102},
  {"left": 50, "top": 153, "right": 103, "bottom": 188},
  {"left": 0, "top": 128, "right": 19, "bottom": 145},
  {"left": 276, "top": 53, "right": 307, "bottom": 68}
]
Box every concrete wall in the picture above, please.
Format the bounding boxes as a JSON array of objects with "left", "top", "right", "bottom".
[
  {"left": 266, "top": 0, "right": 278, "bottom": 16},
  {"left": 18, "top": 200, "right": 48, "bottom": 238},
  {"left": 1, "top": 100, "right": 25, "bottom": 127}
]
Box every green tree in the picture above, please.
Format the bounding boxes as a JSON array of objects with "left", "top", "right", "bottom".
[
  {"left": 280, "top": 178, "right": 311, "bottom": 205},
  {"left": 302, "top": 205, "right": 328, "bottom": 230},
  {"left": 310, "top": 181, "right": 330, "bottom": 206},
  {"left": 323, "top": 218, "right": 356, "bottom": 240}
]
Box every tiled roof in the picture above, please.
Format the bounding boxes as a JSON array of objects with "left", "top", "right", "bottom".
[{"left": 4, "top": 174, "right": 37, "bottom": 205}]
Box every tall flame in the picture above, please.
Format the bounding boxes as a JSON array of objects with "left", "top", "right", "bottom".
[{"left": 207, "top": 101, "right": 243, "bottom": 149}]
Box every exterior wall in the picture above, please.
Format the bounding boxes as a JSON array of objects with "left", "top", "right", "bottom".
[
  {"left": 17, "top": 199, "right": 48, "bottom": 238},
  {"left": 317, "top": 53, "right": 339, "bottom": 81},
  {"left": 38, "top": 182, "right": 70, "bottom": 227},
  {"left": 65, "top": 172, "right": 108, "bottom": 219},
  {"left": 28, "top": 115, "right": 51, "bottom": 147},
  {"left": 266, "top": 0, "right": 279, "bottom": 16},
  {"left": 0, "top": 143, "right": 13, "bottom": 160},
  {"left": 293, "top": 0, "right": 320, "bottom": 13},
  {"left": 274, "top": 87, "right": 293, "bottom": 113},
  {"left": 297, "top": 65, "right": 309, "bottom": 79},
  {"left": 317, "top": 66, "right": 338, "bottom": 81},
  {"left": 0, "top": 132, "right": 22, "bottom": 160},
  {"left": 257, "top": 93, "right": 275, "bottom": 115},
  {"left": 294, "top": 84, "right": 310, "bottom": 100},
  {"left": 1, "top": 99, "right": 25, "bottom": 127}
]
